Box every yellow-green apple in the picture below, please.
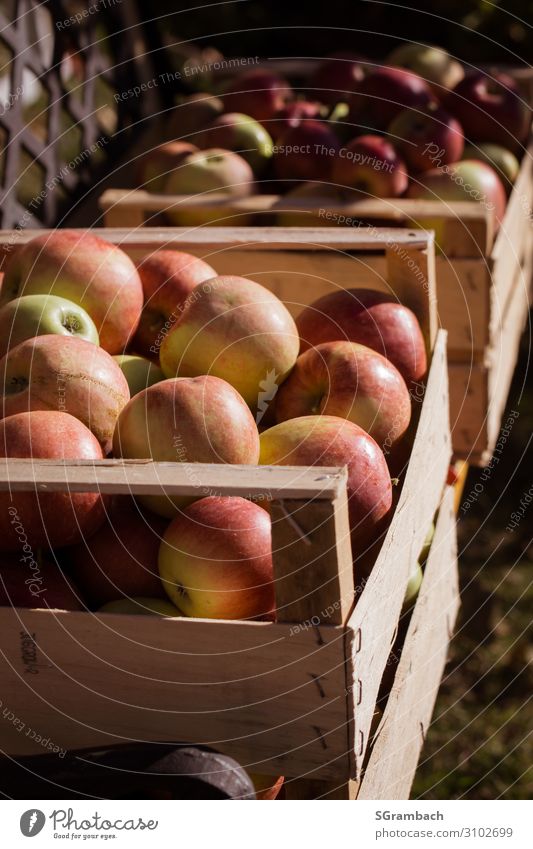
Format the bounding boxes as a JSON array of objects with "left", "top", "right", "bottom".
[
  {"left": 198, "top": 113, "right": 274, "bottom": 175},
  {"left": 113, "top": 355, "right": 164, "bottom": 398},
  {"left": 0, "top": 411, "right": 106, "bottom": 551},
  {"left": 0, "top": 552, "right": 85, "bottom": 609},
  {"left": 163, "top": 148, "right": 255, "bottom": 226},
  {"left": 159, "top": 275, "right": 299, "bottom": 412},
  {"left": 269, "top": 101, "right": 323, "bottom": 141},
  {"left": 259, "top": 415, "right": 392, "bottom": 550},
  {"left": 1, "top": 335, "right": 130, "bottom": 453},
  {"left": 296, "top": 288, "right": 427, "bottom": 386},
  {"left": 135, "top": 141, "right": 199, "bottom": 192},
  {"left": 66, "top": 495, "right": 168, "bottom": 606},
  {"left": 112, "top": 375, "right": 260, "bottom": 517},
  {"left": 386, "top": 44, "right": 464, "bottom": 94},
  {"left": 0, "top": 294, "right": 99, "bottom": 358},
  {"left": 222, "top": 69, "right": 292, "bottom": 122},
  {"left": 403, "top": 560, "right": 423, "bottom": 608},
  {"left": 273, "top": 120, "right": 340, "bottom": 183},
  {"left": 348, "top": 66, "right": 435, "bottom": 129},
  {"left": 275, "top": 341, "right": 411, "bottom": 451},
  {"left": 419, "top": 521, "right": 435, "bottom": 562},
  {"left": 332, "top": 134, "right": 408, "bottom": 197},
  {"left": 408, "top": 159, "right": 507, "bottom": 229},
  {"left": 447, "top": 71, "right": 530, "bottom": 151},
  {"left": 462, "top": 143, "right": 520, "bottom": 193},
  {"left": 309, "top": 52, "right": 367, "bottom": 105},
  {"left": 388, "top": 104, "right": 464, "bottom": 172},
  {"left": 133, "top": 249, "right": 217, "bottom": 358},
  {"left": 158, "top": 496, "right": 274, "bottom": 620},
  {"left": 1, "top": 231, "right": 143, "bottom": 354},
  {"left": 98, "top": 597, "right": 181, "bottom": 616}
]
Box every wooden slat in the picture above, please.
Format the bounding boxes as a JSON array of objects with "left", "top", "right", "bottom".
[
  {"left": 357, "top": 485, "right": 459, "bottom": 799},
  {"left": 346, "top": 329, "right": 451, "bottom": 779},
  {"left": 0, "top": 459, "right": 348, "bottom": 501}
]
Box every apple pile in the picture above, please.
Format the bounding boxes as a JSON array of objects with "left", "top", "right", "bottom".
[
  {"left": 0, "top": 230, "right": 426, "bottom": 621},
  {"left": 138, "top": 45, "right": 531, "bottom": 227}
]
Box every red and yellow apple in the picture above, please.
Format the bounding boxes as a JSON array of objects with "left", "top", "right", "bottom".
[
  {"left": 462, "top": 143, "right": 520, "bottom": 192},
  {"left": 332, "top": 134, "right": 408, "bottom": 197},
  {"left": 273, "top": 120, "right": 340, "bottom": 183},
  {"left": 388, "top": 104, "right": 464, "bottom": 172},
  {"left": 0, "top": 411, "right": 106, "bottom": 551},
  {"left": 386, "top": 44, "right": 464, "bottom": 94},
  {"left": 275, "top": 341, "right": 411, "bottom": 450},
  {"left": 296, "top": 288, "right": 427, "bottom": 386},
  {"left": 1, "top": 231, "right": 143, "bottom": 354},
  {"left": 158, "top": 496, "right": 274, "bottom": 620},
  {"left": 0, "top": 294, "right": 99, "bottom": 358},
  {"left": 198, "top": 112, "right": 274, "bottom": 175},
  {"left": 135, "top": 141, "right": 199, "bottom": 192},
  {"left": 1, "top": 334, "right": 130, "bottom": 453},
  {"left": 159, "top": 275, "right": 299, "bottom": 412}
]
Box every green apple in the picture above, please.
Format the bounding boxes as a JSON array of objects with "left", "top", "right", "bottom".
[
  {"left": 403, "top": 561, "right": 423, "bottom": 608},
  {"left": 419, "top": 522, "right": 435, "bottom": 562},
  {"left": 98, "top": 597, "right": 181, "bottom": 616},
  {"left": 113, "top": 354, "right": 164, "bottom": 398},
  {"left": 462, "top": 143, "right": 520, "bottom": 193},
  {"left": 0, "top": 294, "right": 99, "bottom": 358},
  {"left": 198, "top": 113, "right": 274, "bottom": 175}
]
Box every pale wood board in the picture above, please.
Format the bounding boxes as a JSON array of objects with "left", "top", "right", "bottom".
[{"left": 357, "top": 485, "right": 460, "bottom": 799}]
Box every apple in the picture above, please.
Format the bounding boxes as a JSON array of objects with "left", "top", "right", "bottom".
[
  {"left": 419, "top": 521, "right": 435, "bottom": 562},
  {"left": 260, "top": 416, "right": 392, "bottom": 550},
  {"left": 0, "top": 553, "right": 85, "bottom": 610},
  {"left": 134, "top": 250, "right": 217, "bottom": 359},
  {"left": 273, "top": 181, "right": 349, "bottom": 226},
  {"left": 222, "top": 69, "right": 292, "bottom": 123},
  {"left": 275, "top": 341, "right": 411, "bottom": 450},
  {"left": 348, "top": 66, "right": 435, "bottom": 129},
  {"left": 408, "top": 159, "right": 507, "bottom": 229},
  {"left": 296, "top": 288, "right": 427, "bottom": 386},
  {"left": 135, "top": 141, "right": 199, "bottom": 192},
  {"left": 168, "top": 92, "right": 224, "bottom": 141},
  {"left": 112, "top": 375, "right": 260, "bottom": 517},
  {"left": 1, "top": 334, "right": 130, "bottom": 453},
  {"left": 332, "top": 134, "right": 408, "bottom": 197},
  {"left": 159, "top": 275, "right": 299, "bottom": 412},
  {"left": 269, "top": 101, "right": 323, "bottom": 142},
  {"left": 1, "top": 230, "right": 143, "bottom": 354},
  {"left": 403, "top": 561, "right": 423, "bottom": 608},
  {"left": 158, "top": 496, "right": 274, "bottom": 620},
  {"left": 388, "top": 104, "right": 464, "bottom": 172},
  {"left": 113, "top": 355, "right": 164, "bottom": 398},
  {"left": 386, "top": 44, "right": 464, "bottom": 94},
  {"left": 0, "top": 294, "right": 99, "bottom": 358},
  {"left": 0, "top": 411, "right": 106, "bottom": 551},
  {"left": 198, "top": 112, "right": 274, "bottom": 175},
  {"left": 462, "top": 143, "right": 520, "bottom": 192},
  {"left": 249, "top": 774, "right": 285, "bottom": 801},
  {"left": 447, "top": 71, "right": 530, "bottom": 151},
  {"left": 66, "top": 495, "right": 168, "bottom": 606},
  {"left": 273, "top": 120, "right": 340, "bottom": 183},
  {"left": 98, "top": 597, "right": 181, "bottom": 616},
  {"left": 309, "top": 52, "right": 367, "bottom": 105}
]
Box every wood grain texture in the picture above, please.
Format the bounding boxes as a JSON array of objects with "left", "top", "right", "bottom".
[{"left": 357, "top": 485, "right": 459, "bottom": 799}]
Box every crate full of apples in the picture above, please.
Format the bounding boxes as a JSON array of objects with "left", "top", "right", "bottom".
[{"left": 0, "top": 226, "right": 456, "bottom": 790}]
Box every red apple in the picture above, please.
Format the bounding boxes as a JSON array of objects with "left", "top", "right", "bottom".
[
  {"left": 259, "top": 415, "right": 392, "bottom": 550},
  {"left": 386, "top": 44, "right": 464, "bottom": 95},
  {"left": 447, "top": 71, "right": 530, "bottom": 151},
  {"left": 159, "top": 275, "right": 299, "bottom": 412},
  {"left": 1, "top": 334, "right": 130, "bottom": 453},
  {"left": 135, "top": 141, "right": 199, "bottom": 192},
  {"left": 222, "top": 70, "right": 292, "bottom": 123},
  {"left": 1, "top": 231, "right": 144, "bottom": 354},
  {"left": 66, "top": 496, "right": 168, "bottom": 606},
  {"left": 133, "top": 250, "right": 217, "bottom": 359},
  {"left": 158, "top": 496, "right": 274, "bottom": 620},
  {"left": 296, "top": 288, "right": 427, "bottom": 386},
  {"left": 0, "top": 553, "right": 84, "bottom": 610},
  {"left": 269, "top": 101, "right": 323, "bottom": 142},
  {"left": 408, "top": 159, "right": 507, "bottom": 229},
  {"left": 275, "top": 341, "right": 411, "bottom": 451},
  {"left": 197, "top": 112, "right": 274, "bottom": 175},
  {"left": 332, "top": 134, "right": 408, "bottom": 197},
  {"left": 388, "top": 104, "right": 464, "bottom": 172},
  {"left": 112, "top": 376, "right": 260, "bottom": 517},
  {"left": 348, "top": 65, "right": 435, "bottom": 129},
  {"left": 309, "top": 52, "right": 367, "bottom": 105},
  {"left": 0, "top": 411, "right": 106, "bottom": 551},
  {"left": 273, "top": 120, "right": 340, "bottom": 183},
  {"left": 168, "top": 92, "right": 224, "bottom": 141}
]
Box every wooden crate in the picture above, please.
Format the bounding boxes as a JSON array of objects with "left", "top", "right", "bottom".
[{"left": 0, "top": 228, "right": 454, "bottom": 798}]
